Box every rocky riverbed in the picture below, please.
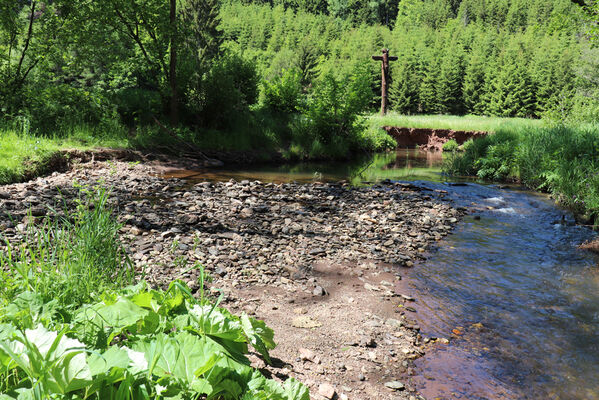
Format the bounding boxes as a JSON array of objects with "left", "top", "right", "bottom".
[{"left": 0, "top": 159, "right": 464, "bottom": 400}]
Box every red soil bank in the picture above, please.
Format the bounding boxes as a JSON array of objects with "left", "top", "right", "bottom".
[{"left": 383, "top": 126, "right": 488, "bottom": 151}]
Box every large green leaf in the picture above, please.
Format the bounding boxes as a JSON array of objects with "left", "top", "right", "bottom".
[
  {"left": 134, "top": 332, "right": 222, "bottom": 384},
  {"left": 87, "top": 346, "right": 131, "bottom": 376},
  {"left": 187, "top": 305, "right": 245, "bottom": 342},
  {"left": 0, "top": 325, "right": 92, "bottom": 394},
  {"left": 241, "top": 314, "right": 275, "bottom": 364},
  {"left": 283, "top": 378, "right": 310, "bottom": 400},
  {"left": 73, "top": 296, "right": 159, "bottom": 346}
]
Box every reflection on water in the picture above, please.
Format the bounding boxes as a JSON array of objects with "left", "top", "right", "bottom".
[
  {"left": 158, "top": 149, "right": 445, "bottom": 185},
  {"left": 400, "top": 182, "right": 599, "bottom": 400}
]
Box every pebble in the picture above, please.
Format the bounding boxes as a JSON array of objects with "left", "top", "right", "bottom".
[
  {"left": 318, "top": 383, "right": 336, "bottom": 399},
  {"left": 384, "top": 380, "right": 405, "bottom": 391},
  {"left": 313, "top": 285, "right": 327, "bottom": 296},
  {"left": 292, "top": 316, "right": 321, "bottom": 329},
  {"left": 0, "top": 166, "right": 463, "bottom": 292}
]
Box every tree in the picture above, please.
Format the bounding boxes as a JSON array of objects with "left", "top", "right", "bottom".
[
  {"left": 0, "top": 1, "right": 64, "bottom": 115},
  {"left": 436, "top": 41, "right": 464, "bottom": 114}
]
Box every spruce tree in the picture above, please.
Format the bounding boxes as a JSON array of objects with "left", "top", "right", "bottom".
[
  {"left": 418, "top": 42, "right": 440, "bottom": 113},
  {"left": 462, "top": 32, "right": 491, "bottom": 115},
  {"left": 436, "top": 41, "right": 464, "bottom": 114},
  {"left": 488, "top": 50, "right": 535, "bottom": 118}
]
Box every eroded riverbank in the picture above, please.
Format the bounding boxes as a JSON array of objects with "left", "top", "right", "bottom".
[{"left": 0, "top": 159, "right": 463, "bottom": 399}]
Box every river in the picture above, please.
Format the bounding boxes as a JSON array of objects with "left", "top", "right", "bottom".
[{"left": 161, "top": 149, "right": 599, "bottom": 400}]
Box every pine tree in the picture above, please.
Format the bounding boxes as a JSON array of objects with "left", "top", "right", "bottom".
[
  {"left": 488, "top": 50, "right": 535, "bottom": 118},
  {"left": 462, "top": 33, "right": 491, "bottom": 115},
  {"left": 418, "top": 42, "right": 440, "bottom": 113},
  {"left": 436, "top": 41, "right": 464, "bottom": 114},
  {"left": 181, "top": 0, "right": 222, "bottom": 69},
  {"left": 389, "top": 57, "right": 419, "bottom": 114}
]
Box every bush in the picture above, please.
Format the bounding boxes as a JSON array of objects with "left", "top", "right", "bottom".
[
  {"left": 301, "top": 62, "right": 372, "bottom": 147},
  {"left": 22, "top": 85, "right": 115, "bottom": 135},
  {"left": 442, "top": 139, "right": 459, "bottom": 152},
  {"left": 261, "top": 68, "right": 304, "bottom": 113},
  {"left": 184, "top": 53, "right": 259, "bottom": 130}
]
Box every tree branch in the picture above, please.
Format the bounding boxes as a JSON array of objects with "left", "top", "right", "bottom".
[{"left": 15, "top": 1, "right": 37, "bottom": 81}]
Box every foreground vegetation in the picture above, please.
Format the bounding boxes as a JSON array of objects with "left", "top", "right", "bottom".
[
  {"left": 0, "top": 185, "right": 309, "bottom": 399},
  {"left": 445, "top": 123, "right": 599, "bottom": 225}
]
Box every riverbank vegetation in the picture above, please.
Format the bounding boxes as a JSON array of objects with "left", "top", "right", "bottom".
[
  {"left": 0, "top": 185, "right": 310, "bottom": 399},
  {"left": 366, "top": 113, "right": 545, "bottom": 134},
  {"left": 445, "top": 122, "right": 599, "bottom": 224}
]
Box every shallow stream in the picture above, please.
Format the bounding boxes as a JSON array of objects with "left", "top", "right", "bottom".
[{"left": 161, "top": 150, "right": 599, "bottom": 399}]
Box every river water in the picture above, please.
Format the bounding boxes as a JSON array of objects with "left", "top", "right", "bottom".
[{"left": 161, "top": 149, "right": 599, "bottom": 400}]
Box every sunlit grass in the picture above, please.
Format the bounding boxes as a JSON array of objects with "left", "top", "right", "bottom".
[
  {"left": 0, "top": 127, "right": 130, "bottom": 184},
  {"left": 367, "top": 113, "right": 545, "bottom": 133}
]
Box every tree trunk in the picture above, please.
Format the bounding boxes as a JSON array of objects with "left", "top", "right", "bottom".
[{"left": 169, "top": 0, "right": 178, "bottom": 125}]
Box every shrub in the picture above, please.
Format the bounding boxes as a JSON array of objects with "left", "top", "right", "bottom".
[
  {"left": 184, "top": 53, "right": 259, "bottom": 130},
  {"left": 442, "top": 139, "right": 459, "bottom": 152},
  {"left": 262, "top": 68, "right": 304, "bottom": 113}
]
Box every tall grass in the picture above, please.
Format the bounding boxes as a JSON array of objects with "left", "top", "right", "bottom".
[
  {"left": 0, "top": 184, "right": 134, "bottom": 307},
  {"left": 446, "top": 123, "right": 599, "bottom": 224},
  {"left": 368, "top": 113, "right": 545, "bottom": 133}
]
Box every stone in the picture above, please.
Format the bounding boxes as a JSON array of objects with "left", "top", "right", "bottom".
[
  {"left": 313, "top": 286, "right": 327, "bottom": 296},
  {"left": 318, "top": 383, "right": 336, "bottom": 399},
  {"left": 309, "top": 248, "right": 326, "bottom": 256},
  {"left": 292, "top": 316, "right": 321, "bottom": 329},
  {"left": 299, "top": 348, "right": 316, "bottom": 362},
  {"left": 384, "top": 381, "right": 405, "bottom": 391}
]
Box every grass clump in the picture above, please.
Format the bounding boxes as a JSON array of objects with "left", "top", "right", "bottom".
[
  {"left": 0, "top": 184, "right": 133, "bottom": 308},
  {"left": 445, "top": 123, "right": 599, "bottom": 224}
]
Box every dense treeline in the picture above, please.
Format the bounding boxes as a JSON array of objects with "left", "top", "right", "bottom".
[
  {"left": 221, "top": 0, "right": 593, "bottom": 120},
  {"left": 0, "top": 0, "right": 596, "bottom": 161}
]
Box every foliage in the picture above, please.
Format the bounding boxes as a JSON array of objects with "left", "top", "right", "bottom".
[
  {"left": 262, "top": 68, "right": 304, "bottom": 113},
  {"left": 442, "top": 139, "right": 459, "bottom": 152},
  {"left": 0, "top": 280, "right": 309, "bottom": 399},
  {"left": 220, "top": 0, "right": 587, "bottom": 120},
  {"left": 184, "top": 53, "right": 259, "bottom": 129}
]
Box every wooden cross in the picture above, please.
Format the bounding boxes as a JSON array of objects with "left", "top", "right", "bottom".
[{"left": 372, "top": 48, "right": 398, "bottom": 115}]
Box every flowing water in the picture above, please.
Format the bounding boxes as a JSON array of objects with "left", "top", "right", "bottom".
[
  {"left": 401, "top": 182, "right": 599, "bottom": 400},
  {"left": 161, "top": 149, "right": 599, "bottom": 399}
]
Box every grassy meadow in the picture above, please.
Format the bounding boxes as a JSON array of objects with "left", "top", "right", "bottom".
[{"left": 367, "top": 113, "right": 545, "bottom": 133}]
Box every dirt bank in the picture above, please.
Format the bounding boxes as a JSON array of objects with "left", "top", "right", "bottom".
[
  {"left": 0, "top": 160, "right": 464, "bottom": 399},
  {"left": 383, "top": 127, "right": 488, "bottom": 151}
]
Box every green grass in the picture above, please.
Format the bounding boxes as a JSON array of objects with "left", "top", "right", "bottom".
[
  {"left": 367, "top": 113, "right": 545, "bottom": 133},
  {"left": 0, "top": 184, "right": 134, "bottom": 307},
  {"left": 0, "top": 126, "right": 130, "bottom": 184}
]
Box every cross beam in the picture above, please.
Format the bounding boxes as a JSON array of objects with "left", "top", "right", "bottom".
[{"left": 372, "top": 48, "right": 398, "bottom": 115}]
